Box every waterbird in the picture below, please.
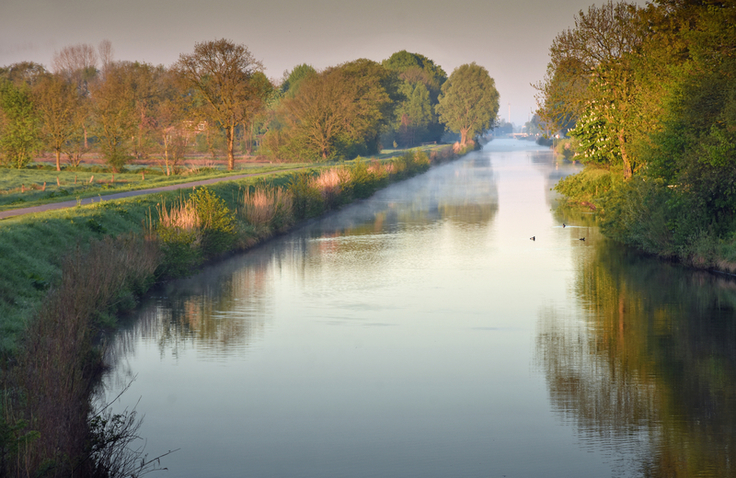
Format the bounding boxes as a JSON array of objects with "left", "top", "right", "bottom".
[
  {"left": 530, "top": 236, "right": 535, "bottom": 241},
  {"left": 579, "top": 237, "right": 585, "bottom": 241},
  {"left": 562, "top": 223, "right": 566, "bottom": 228}
]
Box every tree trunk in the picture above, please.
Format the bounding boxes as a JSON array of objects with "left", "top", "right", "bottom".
[
  {"left": 460, "top": 128, "right": 468, "bottom": 147},
  {"left": 619, "top": 128, "right": 632, "bottom": 179},
  {"left": 55, "top": 149, "right": 61, "bottom": 172},
  {"left": 227, "top": 124, "right": 235, "bottom": 170}
]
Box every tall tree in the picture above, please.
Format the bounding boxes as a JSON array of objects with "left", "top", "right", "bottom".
[
  {"left": 383, "top": 51, "right": 447, "bottom": 145},
  {"left": 271, "top": 59, "right": 396, "bottom": 161},
  {"left": 33, "top": 73, "right": 82, "bottom": 171},
  {"left": 175, "top": 39, "right": 269, "bottom": 170},
  {"left": 436, "top": 63, "right": 500, "bottom": 146},
  {"left": 51, "top": 43, "right": 98, "bottom": 97},
  {"left": 89, "top": 62, "right": 138, "bottom": 172},
  {"left": 535, "top": 1, "right": 644, "bottom": 179},
  {"left": 0, "top": 78, "right": 41, "bottom": 168}
]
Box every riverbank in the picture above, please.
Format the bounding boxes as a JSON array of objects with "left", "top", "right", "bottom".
[
  {"left": 554, "top": 164, "right": 736, "bottom": 275},
  {"left": 0, "top": 144, "right": 471, "bottom": 478}
]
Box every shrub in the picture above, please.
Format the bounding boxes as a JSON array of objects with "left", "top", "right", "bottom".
[
  {"left": 190, "top": 187, "right": 236, "bottom": 257},
  {"left": 289, "top": 172, "right": 324, "bottom": 220}
]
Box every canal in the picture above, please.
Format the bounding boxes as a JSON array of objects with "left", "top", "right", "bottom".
[{"left": 102, "top": 139, "right": 736, "bottom": 477}]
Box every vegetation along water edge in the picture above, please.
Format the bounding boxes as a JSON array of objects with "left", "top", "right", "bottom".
[{"left": 535, "top": 1, "right": 736, "bottom": 273}]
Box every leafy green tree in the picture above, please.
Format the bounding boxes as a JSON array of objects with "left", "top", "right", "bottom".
[
  {"left": 383, "top": 51, "right": 447, "bottom": 146},
  {"left": 33, "top": 73, "right": 82, "bottom": 171},
  {"left": 534, "top": 1, "right": 642, "bottom": 136},
  {"left": 175, "top": 39, "right": 271, "bottom": 170},
  {"left": 89, "top": 62, "right": 139, "bottom": 171},
  {"left": 281, "top": 64, "right": 317, "bottom": 98},
  {"left": 0, "top": 79, "right": 41, "bottom": 168},
  {"left": 436, "top": 63, "right": 500, "bottom": 146},
  {"left": 397, "top": 82, "right": 434, "bottom": 146},
  {"left": 270, "top": 59, "right": 396, "bottom": 161}
]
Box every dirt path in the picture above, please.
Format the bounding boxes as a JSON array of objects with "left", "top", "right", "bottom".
[{"left": 0, "top": 168, "right": 305, "bottom": 220}]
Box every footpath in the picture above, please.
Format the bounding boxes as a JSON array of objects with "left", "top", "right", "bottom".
[{"left": 0, "top": 168, "right": 307, "bottom": 220}]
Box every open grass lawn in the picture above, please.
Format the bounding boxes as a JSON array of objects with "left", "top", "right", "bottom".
[
  {"left": 0, "top": 162, "right": 311, "bottom": 211},
  {"left": 0, "top": 146, "right": 448, "bottom": 212}
]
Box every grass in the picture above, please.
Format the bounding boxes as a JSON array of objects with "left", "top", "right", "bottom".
[
  {"left": 0, "top": 145, "right": 447, "bottom": 212},
  {"left": 0, "top": 163, "right": 312, "bottom": 212}
]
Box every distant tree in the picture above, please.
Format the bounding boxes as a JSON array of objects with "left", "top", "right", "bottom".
[
  {"left": 397, "top": 82, "right": 434, "bottom": 146},
  {"left": 281, "top": 64, "right": 317, "bottom": 98},
  {"left": 0, "top": 61, "right": 47, "bottom": 87},
  {"left": 89, "top": 62, "right": 138, "bottom": 171},
  {"left": 175, "top": 39, "right": 270, "bottom": 170},
  {"left": 52, "top": 43, "right": 99, "bottom": 96},
  {"left": 33, "top": 73, "right": 82, "bottom": 171},
  {"left": 0, "top": 79, "right": 41, "bottom": 168},
  {"left": 151, "top": 69, "right": 191, "bottom": 175},
  {"left": 383, "top": 50, "right": 447, "bottom": 146},
  {"left": 436, "top": 63, "right": 500, "bottom": 146},
  {"left": 272, "top": 59, "right": 396, "bottom": 161}
]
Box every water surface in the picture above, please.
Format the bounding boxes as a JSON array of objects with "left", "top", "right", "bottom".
[{"left": 103, "top": 139, "right": 736, "bottom": 477}]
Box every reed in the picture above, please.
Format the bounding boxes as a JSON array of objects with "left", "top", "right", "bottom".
[
  {"left": 4, "top": 235, "right": 161, "bottom": 477},
  {"left": 241, "top": 187, "right": 294, "bottom": 230}
]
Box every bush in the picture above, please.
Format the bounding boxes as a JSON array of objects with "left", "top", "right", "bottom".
[
  {"left": 289, "top": 172, "right": 324, "bottom": 220},
  {"left": 190, "top": 187, "right": 236, "bottom": 257}
]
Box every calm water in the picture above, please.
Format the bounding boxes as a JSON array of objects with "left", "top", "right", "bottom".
[{"left": 103, "top": 139, "right": 736, "bottom": 477}]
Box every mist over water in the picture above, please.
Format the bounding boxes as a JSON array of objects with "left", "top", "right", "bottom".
[{"left": 102, "top": 139, "right": 736, "bottom": 477}]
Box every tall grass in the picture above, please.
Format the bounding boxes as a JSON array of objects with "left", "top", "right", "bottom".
[{"left": 240, "top": 187, "right": 294, "bottom": 231}]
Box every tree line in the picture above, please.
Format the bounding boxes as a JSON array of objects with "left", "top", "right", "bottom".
[
  {"left": 537, "top": 0, "right": 736, "bottom": 263},
  {"left": 0, "top": 40, "right": 500, "bottom": 173}
]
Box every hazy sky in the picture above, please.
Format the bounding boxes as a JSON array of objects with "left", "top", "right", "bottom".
[{"left": 0, "top": 0, "right": 642, "bottom": 126}]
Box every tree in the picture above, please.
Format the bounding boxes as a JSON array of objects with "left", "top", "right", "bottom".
[
  {"left": 175, "top": 39, "right": 270, "bottom": 170},
  {"left": 281, "top": 64, "right": 317, "bottom": 98},
  {"left": 0, "top": 79, "right": 41, "bottom": 168},
  {"left": 270, "top": 59, "right": 396, "bottom": 161},
  {"left": 51, "top": 43, "right": 99, "bottom": 97},
  {"left": 436, "top": 63, "right": 500, "bottom": 146},
  {"left": 90, "top": 62, "right": 139, "bottom": 172},
  {"left": 534, "top": 1, "right": 641, "bottom": 130},
  {"left": 383, "top": 51, "right": 447, "bottom": 146},
  {"left": 151, "top": 69, "right": 190, "bottom": 176},
  {"left": 33, "top": 73, "right": 82, "bottom": 171}
]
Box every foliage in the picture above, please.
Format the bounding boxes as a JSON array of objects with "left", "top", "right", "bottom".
[
  {"left": 382, "top": 50, "right": 447, "bottom": 147},
  {"left": 548, "top": 1, "right": 736, "bottom": 268},
  {"left": 90, "top": 62, "right": 140, "bottom": 172},
  {"left": 436, "top": 63, "right": 500, "bottom": 146},
  {"left": 33, "top": 73, "right": 82, "bottom": 171},
  {"left": 281, "top": 64, "right": 317, "bottom": 98},
  {"left": 267, "top": 59, "right": 397, "bottom": 161},
  {"left": 175, "top": 39, "right": 271, "bottom": 170},
  {"left": 0, "top": 80, "right": 42, "bottom": 168},
  {"left": 534, "top": 1, "right": 642, "bottom": 134}
]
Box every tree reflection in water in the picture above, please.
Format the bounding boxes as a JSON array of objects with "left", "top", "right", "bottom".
[{"left": 537, "top": 238, "right": 736, "bottom": 477}]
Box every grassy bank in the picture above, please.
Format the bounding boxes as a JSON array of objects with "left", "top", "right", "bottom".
[{"left": 0, "top": 144, "right": 467, "bottom": 477}]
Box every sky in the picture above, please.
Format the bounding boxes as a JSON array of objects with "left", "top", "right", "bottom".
[{"left": 0, "top": 0, "right": 644, "bottom": 126}]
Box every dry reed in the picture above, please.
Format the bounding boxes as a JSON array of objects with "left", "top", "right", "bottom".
[
  {"left": 241, "top": 187, "right": 294, "bottom": 227},
  {"left": 156, "top": 199, "right": 200, "bottom": 232},
  {"left": 8, "top": 235, "right": 161, "bottom": 477}
]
